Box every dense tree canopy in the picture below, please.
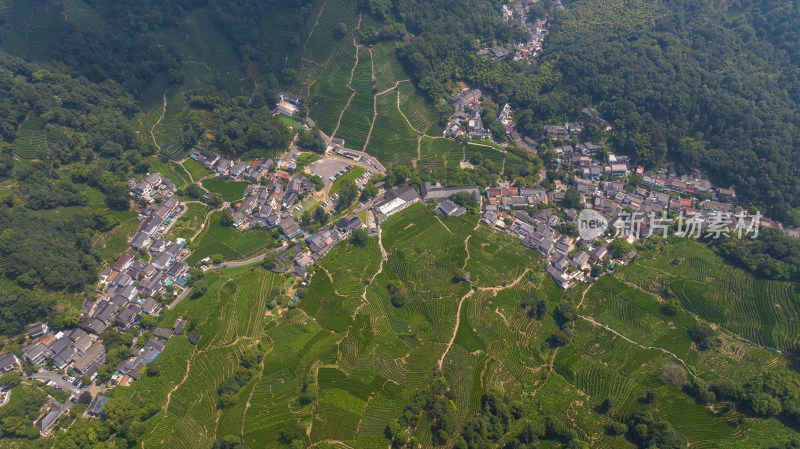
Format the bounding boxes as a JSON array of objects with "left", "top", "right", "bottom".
[{"left": 359, "top": 0, "right": 800, "bottom": 220}]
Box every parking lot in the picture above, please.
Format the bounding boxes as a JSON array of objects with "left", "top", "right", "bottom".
[
  {"left": 30, "top": 372, "right": 86, "bottom": 398},
  {"left": 308, "top": 159, "right": 352, "bottom": 185}
]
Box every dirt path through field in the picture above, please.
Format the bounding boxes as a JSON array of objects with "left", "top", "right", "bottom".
[
  {"left": 307, "top": 441, "right": 353, "bottom": 449},
  {"left": 176, "top": 159, "right": 200, "bottom": 185},
  {"left": 332, "top": 38, "right": 360, "bottom": 138},
  {"left": 150, "top": 88, "right": 170, "bottom": 150},
  {"left": 438, "top": 289, "right": 475, "bottom": 368},
  {"left": 575, "top": 282, "right": 692, "bottom": 371},
  {"left": 343, "top": 225, "right": 390, "bottom": 321},
  {"left": 190, "top": 208, "right": 216, "bottom": 242},
  {"left": 478, "top": 268, "right": 531, "bottom": 295},
  {"left": 462, "top": 219, "right": 482, "bottom": 270},
  {"left": 375, "top": 79, "right": 410, "bottom": 96},
  {"left": 392, "top": 81, "right": 421, "bottom": 134},
  {"left": 0, "top": 182, "right": 17, "bottom": 192},
  {"left": 577, "top": 283, "right": 592, "bottom": 309},
  {"left": 321, "top": 266, "right": 346, "bottom": 297},
  {"left": 302, "top": 0, "right": 329, "bottom": 52},
  {"left": 363, "top": 47, "right": 378, "bottom": 150},
  {"left": 530, "top": 348, "right": 560, "bottom": 398},
  {"left": 183, "top": 60, "right": 213, "bottom": 76},
  {"left": 433, "top": 214, "right": 453, "bottom": 235},
  {"left": 357, "top": 225, "right": 388, "bottom": 306},
  {"left": 160, "top": 353, "right": 193, "bottom": 415},
  {"left": 578, "top": 315, "right": 694, "bottom": 374}
]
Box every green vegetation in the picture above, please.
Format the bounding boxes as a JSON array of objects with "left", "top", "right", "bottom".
[
  {"left": 306, "top": 2, "right": 361, "bottom": 135},
  {"left": 0, "top": 384, "right": 49, "bottom": 439},
  {"left": 2, "top": 1, "right": 800, "bottom": 448},
  {"left": 11, "top": 116, "right": 48, "bottom": 160},
  {"left": 349, "top": 228, "right": 368, "bottom": 248},
  {"left": 186, "top": 211, "right": 278, "bottom": 265},
  {"left": 367, "top": 93, "right": 420, "bottom": 165},
  {"left": 166, "top": 203, "right": 211, "bottom": 241},
  {"left": 333, "top": 47, "right": 374, "bottom": 151},
  {"left": 296, "top": 153, "right": 322, "bottom": 168},
  {"left": 183, "top": 159, "right": 212, "bottom": 181},
  {"left": 372, "top": 41, "right": 409, "bottom": 93},
  {"left": 276, "top": 114, "right": 301, "bottom": 134},
  {"left": 32, "top": 201, "right": 800, "bottom": 448},
  {"left": 202, "top": 179, "right": 248, "bottom": 203},
  {"left": 465, "top": 224, "right": 540, "bottom": 286},
  {"left": 618, "top": 239, "right": 800, "bottom": 353},
  {"left": 149, "top": 159, "right": 191, "bottom": 190},
  {"left": 329, "top": 166, "right": 366, "bottom": 196},
  {"left": 398, "top": 82, "right": 442, "bottom": 136}
]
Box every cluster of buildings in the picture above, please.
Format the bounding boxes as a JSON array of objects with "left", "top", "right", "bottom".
[
  {"left": 493, "top": 2, "right": 549, "bottom": 61},
  {"left": 13, "top": 185, "right": 195, "bottom": 387},
  {"left": 228, "top": 172, "right": 318, "bottom": 236},
  {"left": 130, "top": 194, "right": 181, "bottom": 251},
  {"left": 445, "top": 89, "right": 515, "bottom": 140},
  {"left": 544, "top": 122, "right": 583, "bottom": 142},
  {"left": 372, "top": 185, "right": 421, "bottom": 223},
  {"left": 189, "top": 148, "right": 276, "bottom": 182},
  {"left": 420, "top": 182, "right": 482, "bottom": 217},
  {"left": 288, "top": 215, "right": 366, "bottom": 277},
  {"left": 45, "top": 244, "right": 191, "bottom": 385},
  {"left": 130, "top": 172, "right": 177, "bottom": 203},
  {"left": 480, "top": 187, "right": 620, "bottom": 289},
  {"left": 260, "top": 213, "right": 364, "bottom": 279},
  {"left": 112, "top": 322, "right": 186, "bottom": 387},
  {"left": 273, "top": 92, "right": 303, "bottom": 117},
  {"left": 188, "top": 148, "right": 320, "bottom": 236},
  {"left": 17, "top": 324, "right": 105, "bottom": 379},
  {"left": 446, "top": 89, "right": 485, "bottom": 139},
  {"left": 475, "top": 137, "right": 772, "bottom": 288}
]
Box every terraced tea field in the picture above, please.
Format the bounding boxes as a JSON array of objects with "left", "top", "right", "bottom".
[
  {"left": 333, "top": 47, "right": 374, "bottom": 151},
  {"left": 618, "top": 240, "right": 800, "bottom": 353},
  {"left": 132, "top": 205, "right": 797, "bottom": 448}
]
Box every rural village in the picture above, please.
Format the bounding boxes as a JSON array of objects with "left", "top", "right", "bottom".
[
  {"left": 0, "top": 0, "right": 794, "bottom": 443},
  {"left": 0, "top": 75, "right": 781, "bottom": 434}
]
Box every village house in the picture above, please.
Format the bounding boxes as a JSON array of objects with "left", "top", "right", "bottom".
[
  {"left": 87, "top": 395, "right": 110, "bottom": 417},
  {"left": 22, "top": 342, "right": 52, "bottom": 365},
  {"left": 0, "top": 352, "right": 19, "bottom": 372},
  {"left": 72, "top": 343, "right": 105, "bottom": 376},
  {"left": 27, "top": 322, "right": 48, "bottom": 340},
  {"left": 36, "top": 406, "right": 66, "bottom": 433},
  {"left": 435, "top": 199, "right": 466, "bottom": 217},
  {"left": 420, "top": 182, "right": 481, "bottom": 203},
  {"left": 373, "top": 185, "right": 420, "bottom": 222},
  {"left": 190, "top": 148, "right": 221, "bottom": 168},
  {"left": 336, "top": 215, "right": 363, "bottom": 235}
]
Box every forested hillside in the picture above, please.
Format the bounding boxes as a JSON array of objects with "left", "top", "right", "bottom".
[
  {"left": 0, "top": 0, "right": 303, "bottom": 333},
  {"left": 544, "top": 0, "right": 800, "bottom": 221},
  {"left": 382, "top": 0, "right": 800, "bottom": 221}
]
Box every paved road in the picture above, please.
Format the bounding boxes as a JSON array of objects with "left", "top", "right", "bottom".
[
  {"left": 327, "top": 150, "right": 386, "bottom": 176},
  {"left": 354, "top": 196, "right": 379, "bottom": 214},
  {"left": 202, "top": 242, "right": 290, "bottom": 272},
  {"left": 280, "top": 134, "right": 301, "bottom": 168},
  {"left": 305, "top": 117, "right": 386, "bottom": 175},
  {"left": 167, "top": 285, "right": 193, "bottom": 310}
]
